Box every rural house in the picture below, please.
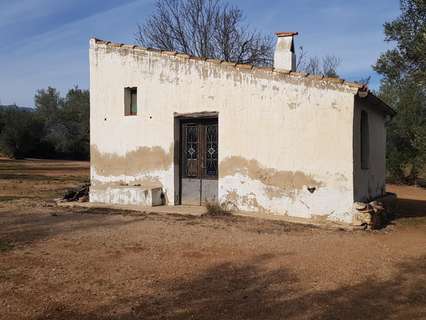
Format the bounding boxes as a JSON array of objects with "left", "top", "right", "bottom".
[{"left": 89, "top": 32, "right": 395, "bottom": 224}]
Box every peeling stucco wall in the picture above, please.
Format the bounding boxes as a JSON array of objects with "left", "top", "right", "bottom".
[{"left": 89, "top": 39, "right": 365, "bottom": 223}]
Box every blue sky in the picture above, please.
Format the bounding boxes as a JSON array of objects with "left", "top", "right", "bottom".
[{"left": 0, "top": 0, "right": 400, "bottom": 107}]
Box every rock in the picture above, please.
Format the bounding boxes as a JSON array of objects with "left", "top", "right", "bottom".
[
  {"left": 352, "top": 209, "right": 371, "bottom": 226},
  {"left": 353, "top": 202, "right": 368, "bottom": 211},
  {"left": 63, "top": 183, "right": 90, "bottom": 202},
  {"left": 78, "top": 195, "right": 89, "bottom": 203},
  {"left": 370, "top": 201, "right": 384, "bottom": 212},
  {"left": 63, "top": 189, "right": 77, "bottom": 200}
]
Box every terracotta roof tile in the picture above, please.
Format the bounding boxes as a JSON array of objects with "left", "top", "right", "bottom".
[
  {"left": 323, "top": 77, "right": 344, "bottom": 84},
  {"left": 176, "top": 53, "right": 190, "bottom": 59},
  {"left": 189, "top": 56, "right": 207, "bottom": 61},
  {"left": 273, "top": 68, "right": 291, "bottom": 74},
  {"left": 253, "top": 66, "right": 274, "bottom": 72},
  {"left": 289, "top": 71, "right": 309, "bottom": 77},
  {"left": 236, "top": 63, "right": 253, "bottom": 70},
  {"left": 161, "top": 50, "right": 177, "bottom": 56},
  {"left": 221, "top": 61, "right": 237, "bottom": 67},
  {"left": 307, "top": 74, "right": 324, "bottom": 81}
]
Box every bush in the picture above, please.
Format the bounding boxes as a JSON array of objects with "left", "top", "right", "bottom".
[
  {"left": 204, "top": 202, "right": 232, "bottom": 217},
  {"left": 0, "top": 108, "right": 46, "bottom": 159}
]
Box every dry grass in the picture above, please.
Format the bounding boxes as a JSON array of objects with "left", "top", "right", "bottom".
[
  {"left": 0, "top": 240, "right": 13, "bottom": 252},
  {"left": 204, "top": 201, "right": 232, "bottom": 217}
]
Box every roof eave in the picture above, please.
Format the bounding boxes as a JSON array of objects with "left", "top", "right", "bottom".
[{"left": 358, "top": 90, "right": 397, "bottom": 117}]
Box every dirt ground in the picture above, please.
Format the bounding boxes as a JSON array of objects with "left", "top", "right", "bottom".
[{"left": 0, "top": 159, "right": 425, "bottom": 320}]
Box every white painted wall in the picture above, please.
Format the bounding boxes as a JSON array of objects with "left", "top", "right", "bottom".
[{"left": 89, "top": 39, "right": 374, "bottom": 223}]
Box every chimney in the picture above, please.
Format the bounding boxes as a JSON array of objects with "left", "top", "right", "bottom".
[{"left": 274, "top": 32, "right": 298, "bottom": 71}]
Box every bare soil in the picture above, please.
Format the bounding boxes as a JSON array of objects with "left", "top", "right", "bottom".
[{"left": 0, "top": 159, "right": 425, "bottom": 320}]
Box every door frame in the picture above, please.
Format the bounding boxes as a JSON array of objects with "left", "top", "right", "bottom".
[{"left": 174, "top": 112, "right": 219, "bottom": 205}]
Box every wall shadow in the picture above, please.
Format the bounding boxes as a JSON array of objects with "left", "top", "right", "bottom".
[{"left": 394, "top": 197, "right": 426, "bottom": 219}]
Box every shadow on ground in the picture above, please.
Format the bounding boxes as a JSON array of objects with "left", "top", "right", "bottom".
[
  {"left": 395, "top": 198, "right": 426, "bottom": 219},
  {"left": 0, "top": 206, "right": 314, "bottom": 250},
  {"left": 33, "top": 254, "right": 426, "bottom": 320},
  {"left": 0, "top": 208, "right": 149, "bottom": 247}
]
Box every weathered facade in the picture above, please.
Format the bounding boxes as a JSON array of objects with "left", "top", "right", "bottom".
[{"left": 89, "top": 33, "right": 395, "bottom": 224}]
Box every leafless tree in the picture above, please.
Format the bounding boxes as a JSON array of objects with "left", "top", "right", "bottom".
[
  {"left": 296, "top": 46, "right": 308, "bottom": 72},
  {"left": 297, "top": 46, "right": 342, "bottom": 78},
  {"left": 136, "top": 0, "right": 274, "bottom": 66},
  {"left": 305, "top": 56, "right": 322, "bottom": 76},
  {"left": 322, "top": 55, "right": 342, "bottom": 78}
]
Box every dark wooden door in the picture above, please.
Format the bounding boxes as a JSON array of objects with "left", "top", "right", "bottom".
[{"left": 181, "top": 119, "right": 218, "bottom": 205}]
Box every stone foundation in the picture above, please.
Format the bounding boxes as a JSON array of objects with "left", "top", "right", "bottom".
[{"left": 352, "top": 193, "right": 397, "bottom": 229}]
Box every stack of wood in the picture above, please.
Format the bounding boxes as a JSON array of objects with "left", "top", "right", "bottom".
[{"left": 63, "top": 183, "right": 90, "bottom": 202}]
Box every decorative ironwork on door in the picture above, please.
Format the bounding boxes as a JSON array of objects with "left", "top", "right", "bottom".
[
  {"left": 182, "top": 122, "right": 218, "bottom": 179},
  {"left": 205, "top": 124, "right": 218, "bottom": 178},
  {"left": 184, "top": 125, "right": 199, "bottom": 177}
]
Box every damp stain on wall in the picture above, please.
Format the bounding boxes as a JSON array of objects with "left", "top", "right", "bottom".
[
  {"left": 91, "top": 144, "right": 173, "bottom": 178},
  {"left": 220, "top": 156, "right": 323, "bottom": 199}
]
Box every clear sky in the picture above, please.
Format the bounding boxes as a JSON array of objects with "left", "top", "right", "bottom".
[{"left": 0, "top": 0, "right": 401, "bottom": 107}]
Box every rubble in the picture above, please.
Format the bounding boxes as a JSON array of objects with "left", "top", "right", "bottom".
[
  {"left": 62, "top": 183, "right": 90, "bottom": 202},
  {"left": 352, "top": 193, "right": 397, "bottom": 229}
]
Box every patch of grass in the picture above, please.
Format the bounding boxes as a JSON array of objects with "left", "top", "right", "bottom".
[
  {"left": 0, "top": 196, "right": 19, "bottom": 202},
  {"left": 397, "top": 217, "right": 426, "bottom": 226},
  {"left": 204, "top": 202, "right": 232, "bottom": 217},
  {"left": 0, "top": 240, "right": 14, "bottom": 252}
]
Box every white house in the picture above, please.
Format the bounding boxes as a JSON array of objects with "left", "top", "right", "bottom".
[{"left": 89, "top": 32, "right": 395, "bottom": 225}]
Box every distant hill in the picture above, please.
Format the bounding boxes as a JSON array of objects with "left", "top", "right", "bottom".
[{"left": 0, "top": 105, "right": 34, "bottom": 112}]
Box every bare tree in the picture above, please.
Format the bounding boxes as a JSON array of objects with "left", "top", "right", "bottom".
[
  {"left": 297, "top": 47, "right": 342, "bottom": 78},
  {"left": 136, "top": 0, "right": 274, "bottom": 66},
  {"left": 322, "top": 55, "right": 342, "bottom": 78},
  {"left": 296, "top": 46, "right": 308, "bottom": 71},
  {"left": 305, "top": 56, "right": 322, "bottom": 76}
]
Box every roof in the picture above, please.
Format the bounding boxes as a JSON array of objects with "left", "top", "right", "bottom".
[
  {"left": 90, "top": 38, "right": 396, "bottom": 117},
  {"left": 362, "top": 92, "right": 397, "bottom": 117}
]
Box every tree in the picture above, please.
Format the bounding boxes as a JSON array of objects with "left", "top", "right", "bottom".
[
  {"left": 0, "top": 87, "right": 91, "bottom": 160},
  {"left": 43, "top": 87, "right": 90, "bottom": 159},
  {"left": 296, "top": 47, "right": 342, "bottom": 78},
  {"left": 374, "top": 0, "right": 426, "bottom": 183},
  {"left": 0, "top": 109, "right": 45, "bottom": 159},
  {"left": 374, "top": 0, "right": 426, "bottom": 85},
  {"left": 321, "top": 55, "right": 342, "bottom": 78},
  {"left": 383, "top": 82, "right": 426, "bottom": 183},
  {"left": 136, "top": 0, "right": 274, "bottom": 66},
  {"left": 34, "top": 87, "right": 62, "bottom": 122}
]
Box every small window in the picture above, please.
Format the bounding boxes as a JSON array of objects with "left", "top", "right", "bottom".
[
  {"left": 361, "top": 110, "right": 369, "bottom": 170},
  {"left": 124, "top": 87, "right": 137, "bottom": 116}
]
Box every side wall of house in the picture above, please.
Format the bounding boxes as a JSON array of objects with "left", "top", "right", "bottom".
[
  {"left": 353, "top": 96, "right": 387, "bottom": 202},
  {"left": 89, "top": 40, "right": 359, "bottom": 223}
]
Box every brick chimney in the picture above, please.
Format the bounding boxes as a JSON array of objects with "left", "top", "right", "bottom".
[{"left": 274, "top": 32, "right": 298, "bottom": 71}]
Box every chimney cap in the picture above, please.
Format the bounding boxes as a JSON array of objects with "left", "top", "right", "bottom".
[{"left": 275, "top": 32, "right": 299, "bottom": 37}]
